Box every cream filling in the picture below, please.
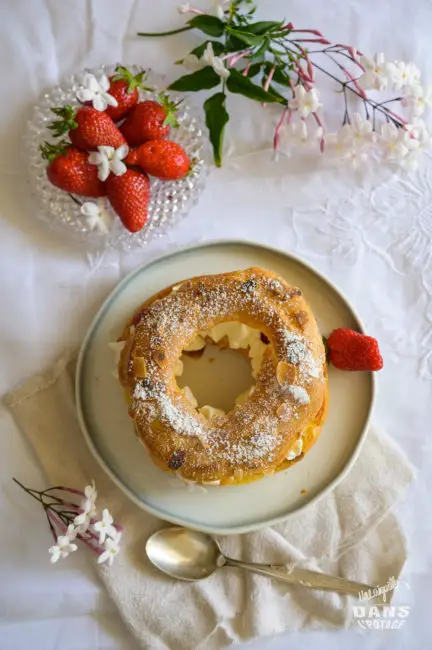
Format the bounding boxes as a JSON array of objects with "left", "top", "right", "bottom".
[
  {"left": 178, "top": 322, "right": 267, "bottom": 419},
  {"left": 286, "top": 438, "right": 303, "bottom": 460}
]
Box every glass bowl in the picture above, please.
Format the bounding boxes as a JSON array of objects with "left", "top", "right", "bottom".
[{"left": 25, "top": 64, "right": 207, "bottom": 250}]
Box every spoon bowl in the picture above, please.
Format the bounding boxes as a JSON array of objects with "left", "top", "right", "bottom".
[{"left": 146, "top": 527, "right": 225, "bottom": 581}]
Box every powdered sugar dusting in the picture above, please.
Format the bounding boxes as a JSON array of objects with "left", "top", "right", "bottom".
[{"left": 287, "top": 385, "right": 310, "bottom": 405}]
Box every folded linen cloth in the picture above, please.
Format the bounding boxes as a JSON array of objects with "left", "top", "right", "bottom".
[{"left": 4, "top": 357, "right": 414, "bottom": 650}]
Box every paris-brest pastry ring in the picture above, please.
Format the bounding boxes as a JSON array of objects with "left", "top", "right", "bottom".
[{"left": 117, "top": 267, "right": 328, "bottom": 486}]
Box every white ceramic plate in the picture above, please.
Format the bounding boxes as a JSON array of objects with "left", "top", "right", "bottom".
[{"left": 76, "top": 241, "right": 374, "bottom": 534}]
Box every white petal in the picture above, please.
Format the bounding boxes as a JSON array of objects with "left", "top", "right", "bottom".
[
  {"left": 183, "top": 54, "right": 202, "bottom": 71},
  {"left": 98, "top": 145, "right": 114, "bottom": 158},
  {"left": 98, "top": 158, "right": 110, "bottom": 182},
  {"left": 97, "top": 550, "right": 110, "bottom": 564},
  {"left": 93, "top": 94, "right": 107, "bottom": 111},
  {"left": 103, "top": 91, "right": 118, "bottom": 108},
  {"left": 76, "top": 88, "right": 94, "bottom": 102},
  {"left": 110, "top": 159, "right": 127, "bottom": 176},
  {"left": 80, "top": 202, "right": 99, "bottom": 218},
  {"left": 85, "top": 74, "right": 100, "bottom": 92},
  {"left": 202, "top": 42, "right": 215, "bottom": 65},
  {"left": 88, "top": 152, "right": 102, "bottom": 165},
  {"left": 98, "top": 74, "right": 110, "bottom": 92},
  {"left": 116, "top": 144, "right": 129, "bottom": 159}
]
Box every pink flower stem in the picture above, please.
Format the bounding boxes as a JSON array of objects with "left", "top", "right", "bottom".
[
  {"left": 263, "top": 65, "right": 276, "bottom": 92},
  {"left": 288, "top": 28, "right": 324, "bottom": 37},
  {"left": 341, "top": 66, "right": 367, "bottom": 99},
  {"left": 242, "top": 62, "right": 251, "bottom": 77},
  {"left": 385, "top": 108, "right": 408, "bottom": 125},
  {"left": 77, "top": 534, "right": 103, "bottom": 555},
  {"left": 312, "top": 111, "right": 325, "bottom": 152},
  {"left": 262, "top": 64, "right": 276, "bottom": 107},
  {"left": 294, "top": 61, "right": 313, "bottom": 88},
  {"left": 293, "top": 43, "right": 315, "bottom": 82},
  {"left": 48, "top": 509, "right": 68, "bottom": 535},
  {"left": 225, "top": 49, "right": 253, "bottom": 68},
  {"left": 273, "top": 105, "right": 289, "bottom": 151},
  {"left": 185, "top": 8, "right": 203, "bottom": 15},
  {"left": 292, "top": 38, "right": 331, "bottom": 45}
]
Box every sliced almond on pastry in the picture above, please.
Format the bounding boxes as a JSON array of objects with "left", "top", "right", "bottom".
[
  {"left": 276, "top": 361, "right": 297, "bottom": 386},
  {"left": 133, "top": 357, "right": 147, "bottom": 378}
]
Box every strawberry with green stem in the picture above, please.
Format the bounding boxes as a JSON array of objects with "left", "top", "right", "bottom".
[
  {"left": 40, "top": 141, "right": 106, "bottom": 197},
  {"left": 105, "top": 65, "right": 152, "bottom": 122},
  {"left": 48, "top": 105, "right": 126, "bottom": 150},
  {"left": 120, "top": 94, "right": 181, "bottom": 146}
]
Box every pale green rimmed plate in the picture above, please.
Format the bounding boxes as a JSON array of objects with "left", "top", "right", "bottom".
[{"left": 76, "top": 241, "right": 374, "bottom": 534}]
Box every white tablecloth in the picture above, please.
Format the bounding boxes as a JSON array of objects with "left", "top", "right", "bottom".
[{"left": 0, "top": 0, "right": 430, "bottom": 648}]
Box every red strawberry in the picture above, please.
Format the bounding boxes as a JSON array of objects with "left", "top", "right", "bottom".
[
  {"left": 105, "top": 169, "right": 150, "bottom": 233},
  {"left": 105, "top": 65, "right": 151, "bottom": 122},
  {"left": 40, "top": 141, "right": 105, "bottom": 198},
  {"left": 120, "top": 95, "right": 179, "bottom": 146},
  {"left": 125, "top": 140, "right": 190, "bottom": 180},
  {"left": 327, "top": 328, "right": 383, "bottom": 371},
  {"left": 48, "top": 105, "right": 126, "bottom": 150}
]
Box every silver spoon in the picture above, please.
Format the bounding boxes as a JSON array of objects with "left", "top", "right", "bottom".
[{"left": 146, "top": 526, "right": 381, "bottom": 600}]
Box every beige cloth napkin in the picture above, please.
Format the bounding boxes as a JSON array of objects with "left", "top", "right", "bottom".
[{"left": 4, "top": 357, "right": 414, "bottom": 650}]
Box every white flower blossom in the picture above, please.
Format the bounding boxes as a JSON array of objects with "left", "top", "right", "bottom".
[
  {"left": 387, "top": 61, "right": 421, "bottom": 92},
  {"left": 73, "top": 480, "right": 98, "bottom": 532},
  {"left": 93, "top": 508, "right": 117, "bottom": 545},
  {"left": 88, "top": 145, "right": 129, "bottom": 182},
  {"left": 177, "top": 2, "right": 191, "bottom": 12},
  {"left": 358, "top": 53, "right": 388, "bottom": 91},
  {"left": 97, "top": 531, "right": 122, "bottom": 567},
  {"left": 402, "top": 84, "right": 432, "bottom": 117},
  {"left": 80, "top": 199, "right": 112, "bottom": 234},
  {"left": 282, "top": 120, "right": 323, "bottom": 153},
  {"left": 182, "top": 53, "right": 203, "bottom": 71},
  {"left": 350, "top": 113, "right": 374, "bottom": 145},
  {"left": 76, "top": 73, "right": 118, "bottom": 112},
  {"left": 202, "top": 42, "right": 230, "bottom": 79},
  {"left": 288, "top": 85, "right": 322, "bottom": 118},
  {"left": 402, "top": 121, "right": 432, "bottom": 170},
  {"left": 378, "top": 123, "right": 418, "bottom": 161},
  {"left": 49, "top": 534, "right": 78, "bottom": 563},
  {"left": 210, "top": 0, "right": 229, "bottom": 19},
  {"left": 325, "top": 124, "right": 370, "bottom": 168}
]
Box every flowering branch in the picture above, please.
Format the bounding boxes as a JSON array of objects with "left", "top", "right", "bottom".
[
  {"left": 138, "top": 0, "right": 432, "bottom": 170},
  {"left": 13, "top": 478, "right": 122, "bottom": 566}
]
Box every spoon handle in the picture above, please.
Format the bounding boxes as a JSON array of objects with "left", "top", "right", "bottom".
[{"left": 225, "top": 558, "right": 380, "bottom": 601}]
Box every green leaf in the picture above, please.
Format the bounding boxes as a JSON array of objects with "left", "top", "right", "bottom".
[
  {"left": 246, "top": 20, "right": 283, "bottom": 35},
  {"left": 266, "top": 83, "right": 288, "bottom": 103},
  {"left": 189, "top": 40, "right": 225, "bottom": 59},
  {"left": 226, "top": 69, "right": 285, "bottom": 104},
  {"left": 203, "top": 92, "right": 229, "bottom": 167},
  {"left": 226, "top": 27, "right": 264, "bottom": 47},
  {"left": 253, "top": 37, "right": 271, "bottom": 58},
  {"left": 264, "top": 63, "right": 292, "bottom": 87},
  {"left": 225, "top": 34, "right": 246, "bottom": 52},
  {"left": 168, "top": 66, "right": 221, "bottom": 92},
  {"left": 245, "top": 62, "right": 262, "bottom": 78},
  {"left": 188, "top": 14, "right": 225, "bottom": 37}
]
